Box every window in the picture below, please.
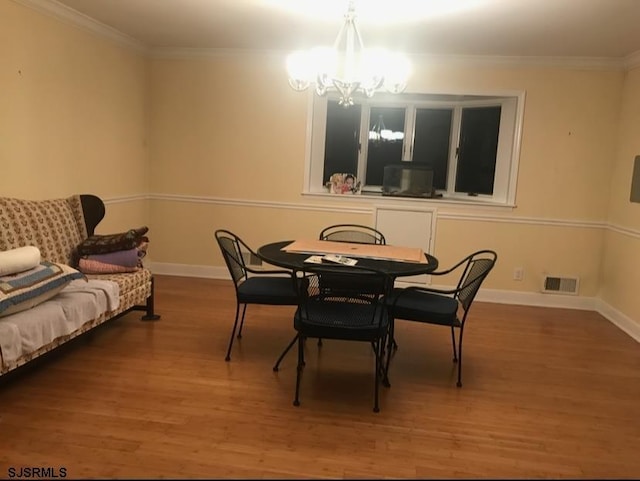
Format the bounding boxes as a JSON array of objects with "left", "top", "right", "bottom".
[{"left": 306, "top": 91, "right": 524, "bottom": 205}]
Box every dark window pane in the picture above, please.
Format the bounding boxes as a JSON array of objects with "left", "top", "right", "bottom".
[
  {"left": 413, "top": 108, "right": 452, "bottom": 190},
  {"left": 366, "top": 107, "right": 405, "bottom": 185},
  {"left": 455, "top": 106, "right": 501, "bottom": 195},
  {"left": 323, "top": 101, "right": 361, "bottom": 184}
]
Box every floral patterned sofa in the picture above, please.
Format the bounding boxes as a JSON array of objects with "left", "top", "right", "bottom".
[{"left": 0, "top": 194, "right": 159, "bottom": 377}]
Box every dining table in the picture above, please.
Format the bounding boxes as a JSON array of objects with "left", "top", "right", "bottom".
[
  {"left": 257, "top": 239, "right": 439, "bottom": 278},
  {"left": 257, "top": 239, "right": 439, "bottom": 372}
]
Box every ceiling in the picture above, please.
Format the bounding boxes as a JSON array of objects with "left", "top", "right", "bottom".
[{"left": 47, "top": 0, "right": 640, "bottom": 59}]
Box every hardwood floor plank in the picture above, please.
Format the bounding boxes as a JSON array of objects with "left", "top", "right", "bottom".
[{"left": 0, "top": 275, "right": 639, "bottom": 479}]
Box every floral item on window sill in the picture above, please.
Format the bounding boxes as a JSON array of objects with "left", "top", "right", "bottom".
[{"left": 326, "top": 173, "right": 361, "bottom": 195}]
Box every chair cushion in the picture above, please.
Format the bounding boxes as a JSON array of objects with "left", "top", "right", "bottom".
[
  {"left": 237, "top": 276, "right": 299, "bottom": 305},
  {"left": 386, "top": 288, "right": 461, "bottom": 326},
  {"left": 318, "top": 272, "right": 386, "bottom": 297},
  {"left": 294, "top": 301, "right": 388, "bottom": 341}
]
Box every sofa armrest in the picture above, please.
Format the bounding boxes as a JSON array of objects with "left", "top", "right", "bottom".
[{"left": 80, "top": 194, "right": 106, "bottom": 236}]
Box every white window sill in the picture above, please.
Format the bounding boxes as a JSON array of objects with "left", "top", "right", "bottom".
[{"left": 301, "top": 191, "right": 516, "bottom": 211}]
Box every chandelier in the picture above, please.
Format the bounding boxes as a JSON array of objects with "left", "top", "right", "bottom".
[{"left": 286, "top": 1, "right": 411, "bottom": 107}]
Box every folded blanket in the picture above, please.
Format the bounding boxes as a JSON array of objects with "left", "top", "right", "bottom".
[
  {"left": 0, "top": 279, "right": 121, "bottom": 365},
  {"left": 0, "top": 246, "right": 41, "bottom": 276},
  {"left": 78, "top": 258, "right": 139, "bottom": 275},
  {"left": 62, "top": 278, "right": 120, "bottom": 312},
  {"left": 77, "top": 227, "right": 149, "bottom": 255},
  {"left": 85, "top": 248, "right": 140, "bottom": 268}
]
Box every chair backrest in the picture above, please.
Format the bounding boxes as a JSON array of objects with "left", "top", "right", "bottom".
[
  {"left": 214, "top": 229, "right": 253, "bottom": 288},
  {"left": 295, "top": 264, "right": 392, "bottom": 330},
  {"left": 319, "top": 224, "right": 386, "bottom": 245},
  {"left": 454, "top": 250, "right": 497, "bottom": 313}
]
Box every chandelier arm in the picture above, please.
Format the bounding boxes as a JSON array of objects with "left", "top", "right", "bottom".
[
  {"left": 350, "top": 16, "right": 366, "bottom": 51},
  {"left": 332, "top": 16, "right": 349, "bottom": 50}
]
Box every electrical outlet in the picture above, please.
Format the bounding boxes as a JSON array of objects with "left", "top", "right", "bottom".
[{"left": 513, "top": 267, "right": 524, "bottom": 281}]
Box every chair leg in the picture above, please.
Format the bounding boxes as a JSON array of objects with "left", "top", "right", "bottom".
[
  {"left": 236, "top": 304, "right": 248, "bottom": 338},
  {"left": 225, "top": 302, "right": 242, "bottom": 361},
  {"left": 450, "top": 326, "right": 458, "bottom": 362},
  {"left": 373, "top": 338, "right": 382, "bottom": 413},
  {"left": 456, "top": 327, "right": 464, "bottom": 388},
  {"left": 293, "top": 335, "right": 305, "bottom": 407},
  {"left": 273, "top": 334, "right": 298, "bottom": 372},
  {"left": 389, "top": 319, "right": 398, "bottom": 350},
  {"left": 317, "top": 338, "right": 323, "bottom": 347},
  {"left": 383, "top": 330, "right": 393, "bottom": 388}
]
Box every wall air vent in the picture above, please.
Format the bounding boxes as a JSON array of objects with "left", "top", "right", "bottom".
[{"left": 542, "top": 275, "right": 579, "bottom": 295}]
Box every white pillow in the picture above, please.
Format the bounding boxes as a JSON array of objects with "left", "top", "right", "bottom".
[{"left": 0, "top": 246, "right": 41, "bottom": 276}]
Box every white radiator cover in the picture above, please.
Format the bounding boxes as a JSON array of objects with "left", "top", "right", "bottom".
[{"left": 375, "top": 206, "right": 436, "bottom": 285}]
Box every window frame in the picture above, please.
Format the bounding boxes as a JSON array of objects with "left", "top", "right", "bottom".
[{"left": 303, "top": 89, "right": 525, "bottom": 207}]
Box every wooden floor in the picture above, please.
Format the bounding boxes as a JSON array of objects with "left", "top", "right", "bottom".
[{"left": 1, "top": 275, "right": 639, "bottom": 479}]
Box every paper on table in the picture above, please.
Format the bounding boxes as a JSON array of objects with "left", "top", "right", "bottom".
[
  {"left": 304, "top": 255, "right": 323, "bottom": 264},
  {"left": 285, "top": 239, "right": 427, "bottom": 264},
  {"left": 304, "top": 254, "right": 358, "bottom": 266},
  {"left": 321, "top": 254, "right": 358, "bottom": 266}
]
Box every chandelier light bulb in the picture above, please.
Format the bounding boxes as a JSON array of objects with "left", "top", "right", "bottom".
[
  {"left": 286, "top": 50, "right": 312, "bottom": 91},
  {"left": 383, "top": 52, "right": 411, "bottom": 93}
]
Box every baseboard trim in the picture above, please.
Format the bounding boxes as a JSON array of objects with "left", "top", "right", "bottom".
[
  {"left": 148, "top": 262, "right": 229, "bottom": 280},
  {"left": 593, "top": 298, "right": 640, "bottom": 343},
  {"left": 148, "top": 261, "right": 639, "bottom": 343}
]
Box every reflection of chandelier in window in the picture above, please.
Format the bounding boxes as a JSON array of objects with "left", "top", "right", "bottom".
[{"left": 369, "top": 114, "right": 404, "bottom": 144}]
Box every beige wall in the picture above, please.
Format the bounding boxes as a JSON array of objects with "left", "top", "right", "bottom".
[
  {"left": 148, "top": 54, "right": 621, "bottom": 298},
  {"left": 0, "top": 1, "right": 149, "bottom": 233},
  {"left": 601, "top": 66, "right": 640, "bottom": 320},
  {"left": 3, "top": 1, "right": 639, "bottom": 329},
  {"left": 149, "top": 54, "right": 307, "bottom": 202}
]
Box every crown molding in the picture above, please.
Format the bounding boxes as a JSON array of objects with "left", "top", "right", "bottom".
[
  {"left": 151, "top": 48, "right": 626, "bottom": 70},
  {"left": 407, "top": 53, "right": 626, "bottom": 71},
  {"left": 11, "top": 0, "right": 636, "bottom": 71},
  {"left": 12, "top": 0, "right": 147, "bottom": 53},
  {"left": 149, "top": 48, "right": 282, "bottom": 60}
]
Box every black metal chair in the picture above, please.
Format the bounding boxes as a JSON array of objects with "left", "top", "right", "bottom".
[
  {"left": 214, "top": 229, "right": 299, "bottom": 361},
  {"left": 290, "top": 264, "right": 394, "bottom": 412},
  {"left": 386, "top": 250, "right": 497, "bottom": 387},
  {"left": 319, "top": 224, "right": 386, "bottom": 245},
  {"left": 315, "top": 224, "right": 387, "bottom": 348}
]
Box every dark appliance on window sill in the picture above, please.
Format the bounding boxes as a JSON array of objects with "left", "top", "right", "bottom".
[{"left": 382, "top": 164, "right": 441, "bottom": 199}]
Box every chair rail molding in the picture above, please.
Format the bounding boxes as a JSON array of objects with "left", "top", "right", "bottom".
[
  {"left": 102, "top": 194, "right": 638, "bottom": 238},
  {"left": 147, "top": 193, "right": 613, "bottom": 230}
]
